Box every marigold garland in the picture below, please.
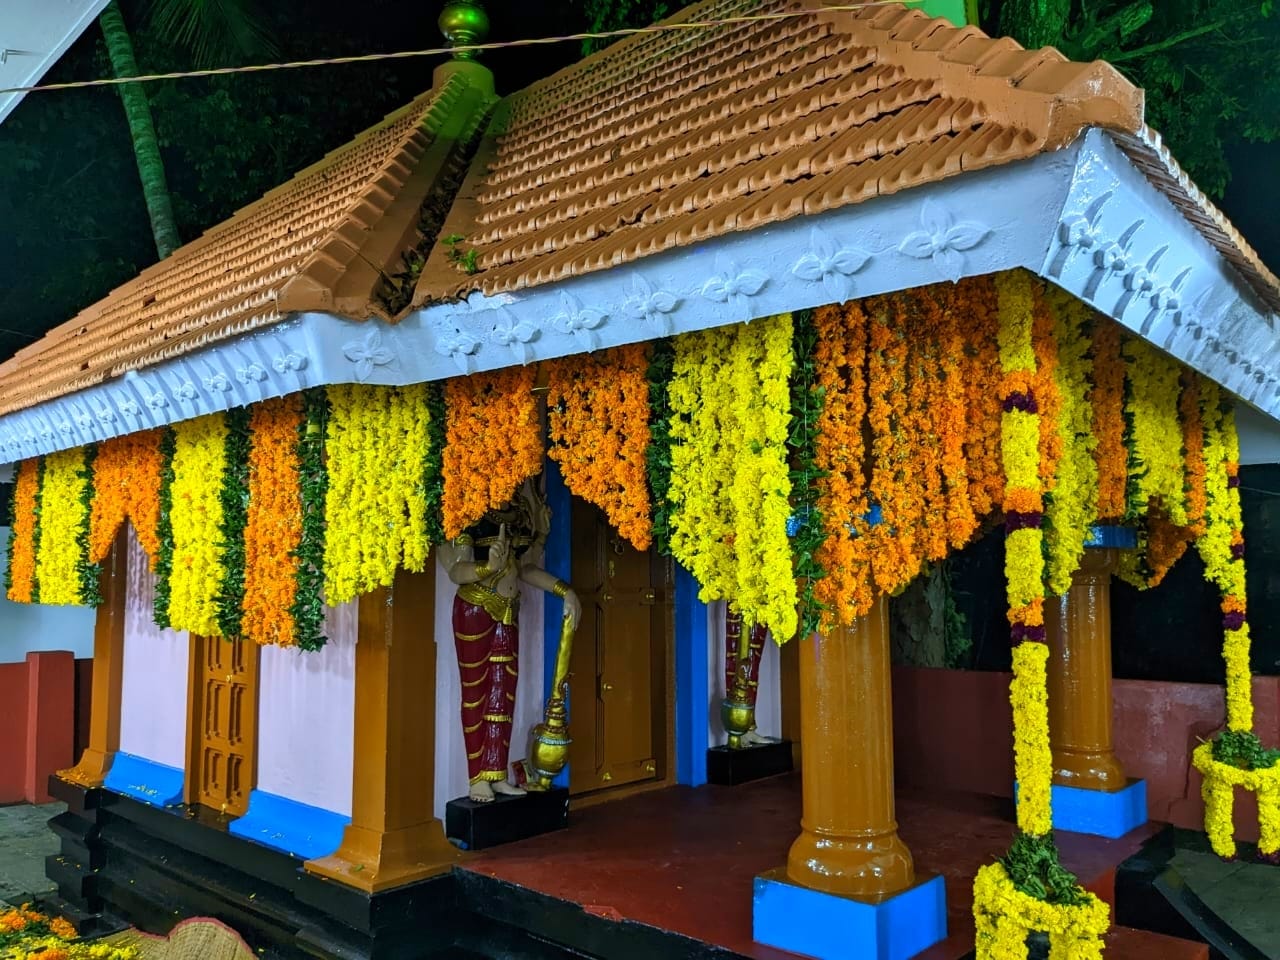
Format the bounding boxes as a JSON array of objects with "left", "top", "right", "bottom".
[
  {"left": 0, "top": 903, "right": 138, "bottom": 960},
  {"left": 645, "top": 339, "right": 677, "bottom": 556},
  {"left": 667, "top": 316, "right": 798, "bottom": 639},
  {"left": 5, "top": 459, "right": 40, "bottom": 603},
  {"left": 166, "top": 413, "right": 230, "bottom": 636},
  {"left": 325, "top": 383, "right": 434, "bottom": 604},
  {"left": 1090, "top": 319, "right": 1127, "bottom": 522},
  {"left": 36, "top": 447, "right": 98, "bottom": 607},
  {"left": 904, "top": 293, "right": 948, "bottom": 565},
  {"left": 548, "top": 344, "right": 653, "bottom": 551},
  {"left": 87, "top": 430, "right": 165, "bottom": 566},
  {"left": 1042, "top": 288, "right": 1097, "bottom": 597},
  {"left": 932, "top": 283, "right": 979, "bottom": 550},
  {"left": 1124, "top": 336, "right": 1188, "bottom": 526},
  {"left": 242, "top": 396, "right": 305, "bottom": 647},
  {"left": 442, "top": 366, "right": 542, "bottom": 540},
  {"left": 812, "top": 303, "right": 871, "bottom": 626},
  {"left": 960, "top": 276, "right": 1005, "bottom": 519},
  {"left": 973, "top": 863, "right": 1108, "bottom": 960}
]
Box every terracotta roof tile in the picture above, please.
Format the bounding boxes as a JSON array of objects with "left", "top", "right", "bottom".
[
  {"left": 0, "top": 74, "right": 488, "bottom": 417},
  {"left": 415, "top": 0, "right": 1147, "bottom": 303}
]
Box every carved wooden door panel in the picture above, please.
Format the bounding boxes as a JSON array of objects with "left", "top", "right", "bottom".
[
  {"left": 567, "top": 500, "right": 670, "bottom": 795},
  {"left": 187, "top": 635, "right": 258, "bottom": 816}
]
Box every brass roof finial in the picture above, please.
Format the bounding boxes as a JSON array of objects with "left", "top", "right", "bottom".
[{"left": 439, "top": 1, "right": 490, "bottom": 61}]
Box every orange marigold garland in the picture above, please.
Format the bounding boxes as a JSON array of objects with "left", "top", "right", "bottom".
[
  {"left": 812, "top": 302, "right": 873, "bottom": 626},
  {"left": 866, "top": 296, "right": 922, "bottom": 595},
  {"left": 5, "top": 459, "right": 41, "bottom": 603},
  {"left": 88, "top": 429, "right": 165, "bottom": 566},
  {"left": 548, "top": 344, "right": 652, "bottom": 551},
  {"left": 958, "top": 276, "right": 1004, "bottom": 519},
  {"left": 1032, "top": 287, "right": 1064, "bottom": 492},
  {"left": 443, "top": 365, "right": 543, "bottom": 540},
  {"left": 242, "top": 395, "right": 305, "bottom": 647},
  {"left": 905, "top": 291, "right": 948, "bottom": 564},
  {"left": 926, "top": 282, "right": 979, "bottom": 550},
  {"left": 1091, "top": 319, "right": 1127, "bottom": 522}
]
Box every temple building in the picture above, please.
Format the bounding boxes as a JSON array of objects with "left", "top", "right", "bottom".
[{"left": 2, "top": 2, "right": 1278, "bottom": 959}]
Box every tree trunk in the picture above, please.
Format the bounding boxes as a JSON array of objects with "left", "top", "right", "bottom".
[
  {"left": 999, "top": 0, "right": 1075, "bottom": 50},
  {"left": 99, "top": 0, "right": 181, "bottom": 259}
]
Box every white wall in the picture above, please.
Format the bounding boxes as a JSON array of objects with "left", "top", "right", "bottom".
[
  {"left": 433, "top": 556, "right": 546, "bottom": 820},
  {"left": 1237, "top": 405, "right": 1280, "bottom": 465},
  {"left": 0, "top": 526, "right": 97, "bottom": 663},
  {"left": 118, "top": 527, "right": 189, "bottom": 769},
  {"left": 705, "top": 600, "right": 782, "bottom": 747},
  {"left": 256, "top": 601, "right": 357, "bottom": 815}
]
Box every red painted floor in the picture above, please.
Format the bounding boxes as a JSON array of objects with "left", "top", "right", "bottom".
[{"left": 463, "top": 774, "right": 1181, "bottom": 959}]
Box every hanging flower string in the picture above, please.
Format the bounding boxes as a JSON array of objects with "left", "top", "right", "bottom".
[
  {"left": 35, "top": 446, "right": 98, "bottom": 607},
  {"left": 325, "top": 384, "right": 434, "bottom": 604},
  {"left": 442, "top": 365, "right": 542, "bottom": 540},
  {"left": 5, "top": 459, "right": 41, "bottom": 603},
  {"left": 1192, "top": 382, "right": 1280, "bottom": 859},
  {"left": 789, "top": 308, "right": 828, "bottom": 640},
  {"left": 242, "top": 396, "right": 305, "bottom": 647},
  {"left": 166, "top": 414, "right": 230, "bottom": 636},
  {"left": 88, "top": 429, "right": 165, "bottom": 566},
  {"left": 646, "top": 339, "right": 677, "bottom": 556},
  {"left": 1090, "top": 319, "right": 1127, "bottom": 522},
  {"left": 548, "top": 344, "right": 653, "bottom": 551},
  {"left": 974, "top": 270, "right": 1106, "bottom": 960},
  {"left": 291, "top": 389, "right": 330, "bottom": 650}
]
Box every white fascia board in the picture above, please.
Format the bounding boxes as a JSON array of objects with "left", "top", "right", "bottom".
[{"left": 0, "top": 1, "right": 111, "bottom": 125}]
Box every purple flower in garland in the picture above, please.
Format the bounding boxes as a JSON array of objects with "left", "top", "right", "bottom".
[
  {"left": 1005, "top": 511, "right": 1044, "bottom": 531},
  {"left": 1223, "top": 611, "right": 1247, "bottom": 631},
  {"left": 1002, "top": 391, "right": 1039, "bottom": 414},
  {"left": 1232, "top": 541, "right": 1246, "bottom": 561},
  {"left": 1228, "top": 475, "right": 1241, "bottom": 489},
  {"left": 1011, "top": 624, "right": 1048, "bottom": 644}
]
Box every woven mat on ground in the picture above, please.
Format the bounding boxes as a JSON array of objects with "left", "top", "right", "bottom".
[{"left": 102, "top": 919, "right": 255, "bottom": 960}]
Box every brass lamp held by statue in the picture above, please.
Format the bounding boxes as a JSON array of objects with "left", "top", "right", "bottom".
[{"left": 515, "top": 612, "right": 575, "bottom": 791}]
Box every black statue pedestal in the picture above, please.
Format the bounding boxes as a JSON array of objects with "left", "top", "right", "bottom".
[
  {"left": 445, "top": 787, "right": 569, "bottom": 851},
  {"left": 706, "top": 739, "right": 794, "bottom": 786}
]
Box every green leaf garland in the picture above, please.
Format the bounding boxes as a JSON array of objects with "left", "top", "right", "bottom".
[
  {"left": 153, "top": 427, "right": 177, "bottom": 628},
  {"left": 77, "top": 444, "right": 103, "bottom": 607},
  {"left": 216, "top": 406, "right": 252, "bottom": 637},
  {"left": 788, "top": 308, "right": 828, "bottom": 640},
  {"left": 424, "top": 380, "right": 447, "bottom": 546},
  {"left": 291, "top": 388, "right": 329, "bottom": 651},
  {"left": 645, "top": 338, "right": 676, "bottom": 556}
]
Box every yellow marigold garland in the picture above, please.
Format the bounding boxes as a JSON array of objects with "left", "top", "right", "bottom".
[
  {"left": 242, "top": 396, "right": 305, "bottom": 646},
  {"left": 325, "top": 384, "right": 434, "bottom": 604},
  {"left": 443, "top": 366, "right": 542, "bottom": 540},
  {"left": 88, "top": 430, "right": 165, "bottom": 566},
  {"left": 35, "top": 447, "right": 96, "bottom": 607},
  {"left": 668, "top": 316, "right": 798, "bottom": 638},
  {"left": 166, "top": 413, "right": 230, "bottom": 636},
  {"left": 1043, "top": 289, "right": 1097, "bottom": 597},
  {"left": 548, "top": 344, "right": 653, "bottom": 551},
  {"left": 973, "top": 863, "right": 1109, "bottom": 960},
  {"left": 5, "top": 459, "right": 40, "bottom": 603},
  {"left": 1123, "top": 336, "right": 1188, "bottom": 525}
]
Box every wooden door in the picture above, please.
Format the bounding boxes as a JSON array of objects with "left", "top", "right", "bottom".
[
  {"left": 186, "top": 635, "right": 259, "bottom": 816},
  {"left": 567, "top": 500, "right": 671, "bottom": 795}
]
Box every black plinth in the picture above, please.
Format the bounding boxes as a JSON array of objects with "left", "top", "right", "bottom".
[
  {"left": 446, "top": 787, "right": 569, "bottom": 851},
  {"left": 706, "top": 740, "right": 794, "bottom": 786}
]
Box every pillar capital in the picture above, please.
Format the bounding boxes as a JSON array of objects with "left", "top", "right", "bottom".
[{"left": 1072, "top": 546, "right": 1119, "bottom": 584}]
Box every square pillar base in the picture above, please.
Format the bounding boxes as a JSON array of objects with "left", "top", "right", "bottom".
[
  {"left": 753, "top": 869, "right": 947, "bottom": 960},
  {"left": 1051, "top": 779, "right": 1148, "bottom": 839},
  {"left": 706, "top": 740, "right": 794, "bottom": 786},
  {"left": 445, "top": 787, "right": 569, "bottom": 850}
]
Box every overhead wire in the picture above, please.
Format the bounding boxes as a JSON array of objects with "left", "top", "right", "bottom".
[{"left": 0, "top": 2, "right": 898, "bottom": 95}]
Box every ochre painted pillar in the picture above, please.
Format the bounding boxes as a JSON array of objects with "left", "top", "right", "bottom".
[
  {"left": 786, "top": 595, "right": 913, "bottom": 898},
  {"left": 1045, "top": 548, "right": 1127, "bottom": 791},
  {"left": 305, "top": 564, "right": 461, "bottom": 892},
  {"left": 57, "top": 528, "right": 128, "bottom": 788}
]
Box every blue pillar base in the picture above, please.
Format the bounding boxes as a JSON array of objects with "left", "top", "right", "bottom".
[
  {"left": 753, "top": 869, "right": 947, "bottom": 960},
  {"left": 102, "top": 753, "right": 184, "bottom": 807},
  {"left": 1051, "top": 779, "right": 1148, "bottom": 839},
  {"left": 228, "top": 790, "right": 350, "bottom": 860}
]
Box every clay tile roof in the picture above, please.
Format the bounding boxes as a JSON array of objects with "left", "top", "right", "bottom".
[
  {"left": 0, "top": 73, "right": 483, "bottom": 417},
  {"left": 414, "top": 0, "right": 1147, "bottom": 303}
]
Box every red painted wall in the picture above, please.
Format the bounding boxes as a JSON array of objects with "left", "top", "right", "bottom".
[
  {"left": 0, "top": 660, "right": 30, "bottom": 803},
  {"left": 0, "top": 652, "right": 89, "bottom": 805},
  {"left": 892, "top": 666, "right": 1280, "bottom": 842}
]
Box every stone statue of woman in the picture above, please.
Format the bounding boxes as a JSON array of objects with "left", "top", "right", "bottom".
[{"left": 438, "top": 479, "right": 581, "bottom": 802}]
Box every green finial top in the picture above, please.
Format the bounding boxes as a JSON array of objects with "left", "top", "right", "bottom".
[{"left": 439, "top": 1, "right": 490, "bottom": 60}]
